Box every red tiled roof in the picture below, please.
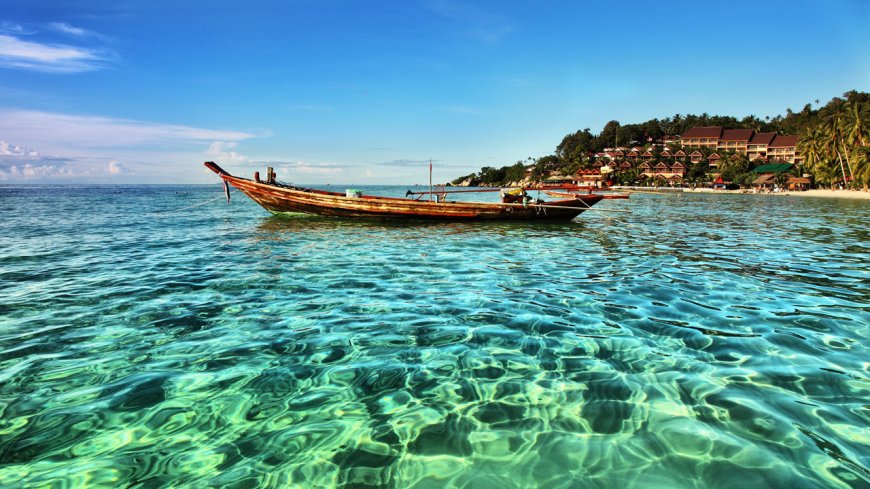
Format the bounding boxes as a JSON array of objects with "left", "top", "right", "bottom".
[
  {"left": 674, "top": 150, "right": 687, "bottom": 156},
  {"left": 720, "top": 129, "right": 754, "bottom": 141},
  {"left": 709, "top": 153, "right": 721, "bottom": 160},
  {"left": 689, "top": 150, "right": 704, "bottom": 156},
  {"left": 681, "top": 126, "right": 723, "bottom": 138},
  {"left": 769, "top": 135, "right": 798, "bottom": 148},
  {"left": 748, "top": 132, "right": 776, "bottom": 145}
]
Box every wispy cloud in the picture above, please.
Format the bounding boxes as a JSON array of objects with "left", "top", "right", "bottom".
[
  {"left": 0, "top": 34, "right": 107, "bottom": 73},
  {"left": 378, "top": 159, "right": 435, "bottom": 168},
  {"left": 0, "top": 110, "right": 261, "bottom": 182},
  {"left": 0, "top": 110, "right": 258, "bottom": 149},
  {"left": 49, "top": 22, "right": 87, "bottom": 36},
  {"left": 0, "top": 21, "right": 32, "bottom": 35},
  {"left": 423, "top": 0, "right": 513, "bottom": 44},
  {"left": 286, "top": 162, "right": 344, "bottom": 176},
  {"left": 379, "top": 158, "right": 470, "bottom": 169}
]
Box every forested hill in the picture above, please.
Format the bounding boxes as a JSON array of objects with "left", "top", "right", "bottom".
[{"left": 451, "top": 90, "right": 869, "bottom": 187}]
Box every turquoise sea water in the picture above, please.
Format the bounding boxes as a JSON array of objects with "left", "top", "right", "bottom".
[{"left": 0, "top": 184, "right": 868, "bottom": 488}]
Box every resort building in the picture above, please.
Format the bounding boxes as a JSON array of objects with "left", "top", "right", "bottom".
[
  {"left": 767, "top": 135, "right": 802, "bottom": 165},
  {"left": 638, "top": 161, "right": 687, "bottom": 182},
  {"left": 708, "top": 153, "right": 721, "bottom": 168},
  {"left": 747, "top": 132, "right": 776, "bottom": 161},
  {"left": 680, "top": 126, "right": 723, "bottom": 149},
  {"left": 573, "top": 168, "right": 606, "bottom": 187},
  {"left": 677, "top": 127, "right": 802, "bottom": 164},
  {"left": 718, "top": 129, "right": 753, "bottom": 153}
]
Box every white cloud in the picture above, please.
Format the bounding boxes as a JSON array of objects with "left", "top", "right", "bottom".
[
  {"left": 0, "top": 22, "right": 30, "bottom": 35},
  {"left": 108, "top": 160, "right": 124, "bottom": 174},
  {"left": 0, "top": 140, "right": 68, "bottom": 161},
  {"left": 0, "top": 162, "right": 80, "bottom": 181},
  {"left": 0, "top": 109, "right": 262, "bottom": 183},
  {"left": 0, "top": 34, "right": 106, "bottom": 73},
  {"left": 48, "top": 22, "right": 87, "bottom": 37},
  {"left": 0, "top": 139, "right": 83, "bottom": 180},
  {"left": 0, "top": 110, "right": 257, "bottom": 150},
  {"left": 205, "top": 141, "right": 251, "bottom": 165}
]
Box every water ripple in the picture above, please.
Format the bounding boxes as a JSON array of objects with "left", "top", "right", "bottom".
[{"left": 0, "top": 185, "right": 868, "bottom": 488}]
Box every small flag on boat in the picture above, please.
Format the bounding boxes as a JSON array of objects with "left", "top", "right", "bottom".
[{"left": 223, "top": 180, "right": 230, "bottom": 203}]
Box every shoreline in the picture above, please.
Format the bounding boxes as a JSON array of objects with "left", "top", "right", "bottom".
[
  {"left": 696, "top": 188, "right": 870, "bottom": 200},
  {"left": 615, "top": 186, "right": 870, "bottom": 200}
]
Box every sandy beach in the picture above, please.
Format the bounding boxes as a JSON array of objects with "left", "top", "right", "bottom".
[
  {"left": 620, "top": 187, "right": 870, "bottom": 200},
  {"left": 687, "top": 188, "right": 870, "bottom": 200}
]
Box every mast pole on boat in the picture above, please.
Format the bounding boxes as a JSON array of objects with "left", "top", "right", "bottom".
[{"left": 429, "top": 159, "right": 433, "bottom": 202}]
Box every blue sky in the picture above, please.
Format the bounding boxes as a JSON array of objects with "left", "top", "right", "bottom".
[{"left": 1, "top": 0, "right": 868, "bottom": 184}]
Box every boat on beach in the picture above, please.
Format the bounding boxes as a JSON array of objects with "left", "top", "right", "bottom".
[{"left": 204, "top": 161, "right": 625, "bottom": 221}]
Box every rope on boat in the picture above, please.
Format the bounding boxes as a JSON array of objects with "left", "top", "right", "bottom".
[{"left": 151, "top": 195, "right": 227, "bottom": 215}]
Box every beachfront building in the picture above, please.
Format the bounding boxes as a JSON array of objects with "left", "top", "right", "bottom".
[
  {"left": 747, "top": 132, "right": 776, "bottom": 161},
  {"left": 680, "top": 126, "right": 723, "bottom": 149},
  {"left": 708, "top": 152, "right": 721, "bottom": 168},
  {"left": 638, "top": 161, "right": 687, "bottom": 181},
  {"left": 573, "top": 168, "right": 606, "bottom": 187},
  {"left": 752, "top": 162, "right": 794, "bottom": 191},
  {"left": 718, "top": 129, "right": 754, "bottom": 153},
  {"left": 767, "top": 135, "right": 802, "bottom": 165},
  {"left": 676, "top": 127, "right": 801, "bottom": 164}
]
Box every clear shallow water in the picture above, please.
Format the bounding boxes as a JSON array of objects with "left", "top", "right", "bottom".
[{"left": 0, "top": 184, "right": 868, "bottom": 488}]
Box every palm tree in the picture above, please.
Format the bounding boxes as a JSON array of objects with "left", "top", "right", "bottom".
[
  {"left": 853, "top": 146, "right": 869, "bottom": 190},
  {"left": 845, "top": 100, "right": 867, "bottom": 148},
  {"left": 799, "top": 126, "right": 826, "bottom": 182},
  {"left": 822, "top": 116, "right": 849, "bottom": 188}
]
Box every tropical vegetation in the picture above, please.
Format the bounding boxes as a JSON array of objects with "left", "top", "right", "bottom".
[{"left": 452, "top": 91, "right": 869, "bottom": 190}]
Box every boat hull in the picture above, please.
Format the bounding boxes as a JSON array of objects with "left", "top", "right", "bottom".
[{"left": 205, "top": 162, "right": 604, "bottom": 221}]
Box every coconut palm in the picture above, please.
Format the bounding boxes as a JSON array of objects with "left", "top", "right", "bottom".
[
  {"left": 853, "top": 146, "right": 870, "bottom": 190},
  {"left": 845, "top": 100, "right": 867, "bottom": 148},
  {"left": 822, "top": 111, "right": 851, "bottom": 187},
  {"left": 798, "top": 126, "right": 826, "bottom": 179}
]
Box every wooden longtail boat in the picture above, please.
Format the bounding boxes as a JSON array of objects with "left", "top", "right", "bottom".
[{"left": 205, "top": 161, "right": 620, "bottom": 221}]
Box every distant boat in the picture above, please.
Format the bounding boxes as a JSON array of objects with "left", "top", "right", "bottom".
[
  {"left": 204, "top": 162, "right": 624, "bottom": 221},
  {"left": 543, "top": 190, "right": 630, "bottom": 200}
]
